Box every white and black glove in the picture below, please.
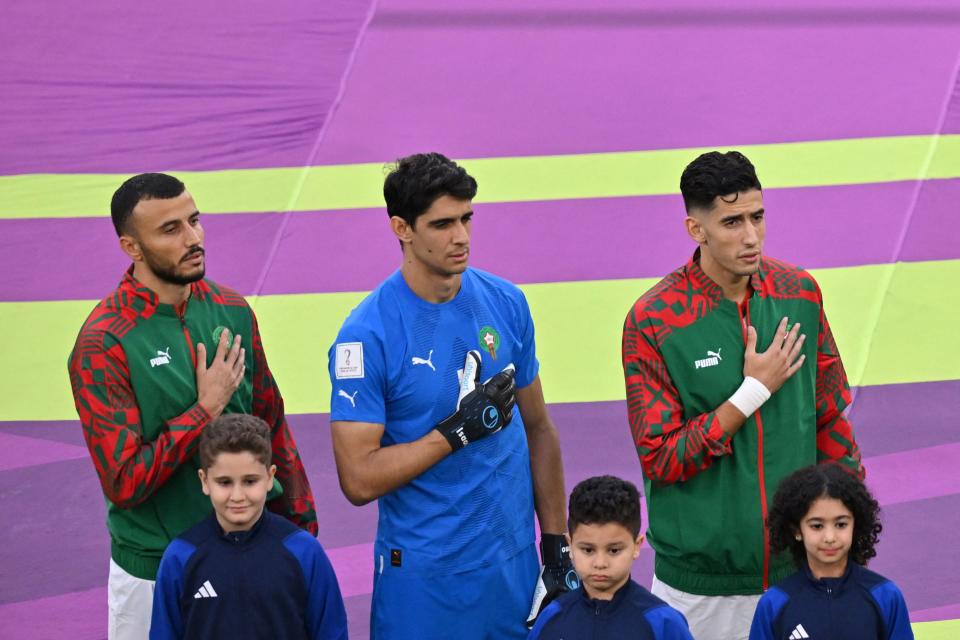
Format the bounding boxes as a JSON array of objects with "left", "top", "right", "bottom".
[
  {"left": 526, "top": 533, "right": 580, "bottom": 627},
  {"left": 435, "top": 350, "right": 516, "bottom": 451}
]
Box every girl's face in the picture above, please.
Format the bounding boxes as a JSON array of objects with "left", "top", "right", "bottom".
[{"left": 798, "top": 496, "right": 854, "bottom": 579}]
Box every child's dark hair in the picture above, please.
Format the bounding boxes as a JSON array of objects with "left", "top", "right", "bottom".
[
  {"left": 198, "top": 414, "right": 272, "bottom": 470},
  {"left": 568, "top": 475, "right": 641, "bottom": 538},
  {"left": 769, "top": 463, "right": 881, "bottom": 567}
]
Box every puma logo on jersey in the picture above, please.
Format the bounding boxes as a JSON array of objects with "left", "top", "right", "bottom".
[
  {"left": 150, "top": 348, "right": 172, "bottom": 368},
  {"left": 695, "top": 347, "right": 722, "bottom": 369},
  {"left": 411, "top": 349, "right": 436, "bottom": 371},
  {"left": 338, "top": 389, "right": 358, "bottom": 408}
]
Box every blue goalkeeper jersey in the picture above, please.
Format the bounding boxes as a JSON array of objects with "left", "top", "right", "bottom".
[{"left": 328, "top": 268, "right": 538, "bottom": 573}]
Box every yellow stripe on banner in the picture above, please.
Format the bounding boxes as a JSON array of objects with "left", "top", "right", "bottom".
[
  {"left": 1, "top": 260, "right": 957, "bottom": 422},
  {"left": 914, "top": 619, "right": 960, "bottom": 640},
  {"left": 1, "top": 135, "right": 959, "bottom": 219}
]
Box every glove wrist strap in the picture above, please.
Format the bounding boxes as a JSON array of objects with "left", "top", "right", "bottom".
[
  {"left": 540, "top": 533, "right": 569, "bottom": 565},
  {"left": 435, "top": 418, "right": 467, "bottom": 451}
]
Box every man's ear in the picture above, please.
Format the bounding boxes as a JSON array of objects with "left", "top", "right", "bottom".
[
  {"left": 390, "top": 216, "right": 413, "bottom": 245},
  {"left": 684, "top": 214, "right": 706, "bottom": 244},
  {"left": 119, "top": 233, "right": 143, "bottom": 262}
]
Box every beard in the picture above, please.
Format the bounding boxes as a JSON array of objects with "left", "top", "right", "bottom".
[{"left": 143, "top": 247, "right": 206, "bottom": 286}]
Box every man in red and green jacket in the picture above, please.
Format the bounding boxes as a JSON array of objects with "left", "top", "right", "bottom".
[
  {"left": 621, "top": 151, "right": 863, "bottom": 640},
  {"left": 68, "top": 173, "right": 317, "bottom": 639}
]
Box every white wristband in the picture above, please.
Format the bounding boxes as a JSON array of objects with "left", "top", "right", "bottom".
[{"left": 728, "top": 376, "right": 771, "bottom": 417}]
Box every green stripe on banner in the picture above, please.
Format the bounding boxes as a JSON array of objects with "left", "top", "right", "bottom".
[
  {"left": 1, "top": 135, "right": 959, "bottom": 219},
  {"left": 2, "top": 260, "right": 958, "bottom": 422}
]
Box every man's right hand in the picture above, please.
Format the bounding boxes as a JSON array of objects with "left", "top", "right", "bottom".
[
  {"left": 196, "top": 331, "right": 245, "bottom": 418},
  {"left": 436, "top": 350, "right": 516, "bottom": 451},
  {"left": 743, "top": 317, "right": 806, "bottom": 394}
]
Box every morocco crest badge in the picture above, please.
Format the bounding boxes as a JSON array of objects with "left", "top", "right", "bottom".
[{"left": 478, "top": 325, "right": 500, "bottom": 360}]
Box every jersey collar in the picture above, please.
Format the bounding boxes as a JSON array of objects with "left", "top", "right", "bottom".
[{"left": 685, "top": 248, "right": 765, "bottom": 302}]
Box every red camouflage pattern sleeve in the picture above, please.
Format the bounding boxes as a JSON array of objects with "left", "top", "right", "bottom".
[
  {"left": 250, "top": 310, "right": 319, "bottom": 535},
  {"left": 812, "top": 286, "right": 865, "bottom": 479},
  {"left": 68, "top": 328, "right": 212, "bottom": 509},
  {"left": 622, "top": 305, "right": 733, "bottom": 485}
]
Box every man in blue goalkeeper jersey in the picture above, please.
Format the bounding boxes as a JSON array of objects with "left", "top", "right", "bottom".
[{"left": 327, "top": 152, "right": 574, "bottom": 639}]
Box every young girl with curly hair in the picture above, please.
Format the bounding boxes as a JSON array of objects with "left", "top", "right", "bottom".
[{"left": 749, "top": 462, "right": 913, "bottom": 640}]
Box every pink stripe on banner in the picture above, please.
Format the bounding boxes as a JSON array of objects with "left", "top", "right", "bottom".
[
  {"left": 0, "top": 587, "right": 106, "bottom": 640},
  {"left": 863, "top": 443, "right": 960, "bottom": 507},
  {"left": 911, "top": 602, "right": 960, "bottom": 623},
  {"left": 0, "top": 432, "right": 89, "bottom": 472},
  {"left": 325, "top": 542, "right": 374, "bottom": 598}
]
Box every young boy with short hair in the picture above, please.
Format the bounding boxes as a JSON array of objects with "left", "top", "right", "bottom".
[
  {"left": 150, "top": 414, "right": 348, "bottom": 640},
  {"left": 528, "top": 475, "right": 693, "bottom": 639}
]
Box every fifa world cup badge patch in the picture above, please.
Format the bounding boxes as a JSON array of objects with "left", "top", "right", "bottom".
[
  {"left": 213, "top": 326, "right": 233, "bottom": 344},
  {"left": 478, "top": 325, "right": 500, "bottom": 360},
  {"left": 335, "top": 342, "right": 364, "bottom": 379}
]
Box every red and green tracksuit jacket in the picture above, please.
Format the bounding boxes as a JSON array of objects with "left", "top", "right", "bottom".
[
  {"left": 68, "top": 269, "right": 318, "bottom": 580},
  {"left": 621, "top": 251, "right": 863, "bottom": 596}
]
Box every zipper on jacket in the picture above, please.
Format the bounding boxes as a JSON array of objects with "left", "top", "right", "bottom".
[
  {"left": 739, "top": 296, "right": 771, "bottom": 590},
  {"left": 176, "top": 301, "right": 197, "bottom": 368},
  {"left": 826, "top": 585, "right": 833, "bottom": 635}
]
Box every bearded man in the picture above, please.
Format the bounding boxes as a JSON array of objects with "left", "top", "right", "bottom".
[{"left": 68, "top": 173, "right": 317, "bottom": 639}]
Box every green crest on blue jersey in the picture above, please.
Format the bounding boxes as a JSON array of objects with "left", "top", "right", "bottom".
[{"left": 479, "top": 325, "right": 501, "bottom": 360}]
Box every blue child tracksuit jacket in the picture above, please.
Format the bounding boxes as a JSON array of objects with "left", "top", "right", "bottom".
[
  {"left": 150, "top": 510, "right": 348, "bottom": 640},
  {"left": 528, "top": 579, "right": 693, "bottom": 639},
  {"left": 750, "top": 561, "right": 913, "bottom": 639}
]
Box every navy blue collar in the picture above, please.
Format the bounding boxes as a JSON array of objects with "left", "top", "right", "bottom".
[
  {"left": 577, "top": 578, "right": 635, "bottom": 613},
  {"left": 802, "top": 558, "right": 856, "bottom": 593},
  {"left": 210, "top": 509, "right": 268, "bottom": 545}
]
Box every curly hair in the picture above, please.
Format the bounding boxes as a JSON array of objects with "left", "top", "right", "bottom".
[
  {"left": 198, "top": 414, "right": 272, "bottom": 470},
  {"left": 383, "top": 152, "right": 478, "bottom": 227},
  {"left": 568, "top": 475, "right": 641, "bottom": 538},
  {"left": 679, "top": 150, "right": 761, "bottom": 213},
  {"left": 768, "top": 463, "right": 882, "bottom": 568}
]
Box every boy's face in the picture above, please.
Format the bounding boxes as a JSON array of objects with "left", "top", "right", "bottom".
[
  {"left": 569, "top": 522, "right": 643, "bottom": 601},
  {"left": 199, "top": 451, "right": 276, "bottom": 533}
]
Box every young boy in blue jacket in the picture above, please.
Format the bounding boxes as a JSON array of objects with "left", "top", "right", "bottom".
[
  {"left": 750, "top": 463, "right": 913, "bottom": 640},
  {"left": 150, "top": 414, "right": 348, "bottom": 640},
  {"left": 528, "top": 475, "right": 693, "bottom": 640}
]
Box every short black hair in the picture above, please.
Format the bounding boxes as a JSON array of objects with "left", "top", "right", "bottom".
[
  {"left": 768, "top": 463, "right": 882, "bottom": 568},
  {"left": 679, "top": 150, "right": 762, "bottom": 213},
  {"left": 198, "top": 414, "right": 272, "bottom": 470},
  {"left": 383, "top": 152, "right": 477, "bottom": 227},
  {"left": 110, "top": 172, "right": 186, "bottom": 236},
  {"left": 568, "top": 475, "right": 642, "bottom": 538}
]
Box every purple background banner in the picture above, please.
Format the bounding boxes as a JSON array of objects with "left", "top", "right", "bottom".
[
  {"left": 1, "top": 0, "right": 375, "bottom": 175},
  {"left": 3, "top": 179, "right": 960, "bottom": 302},
  {"left": 3, "top": 1, "right": 960, "bottom": 638}
]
